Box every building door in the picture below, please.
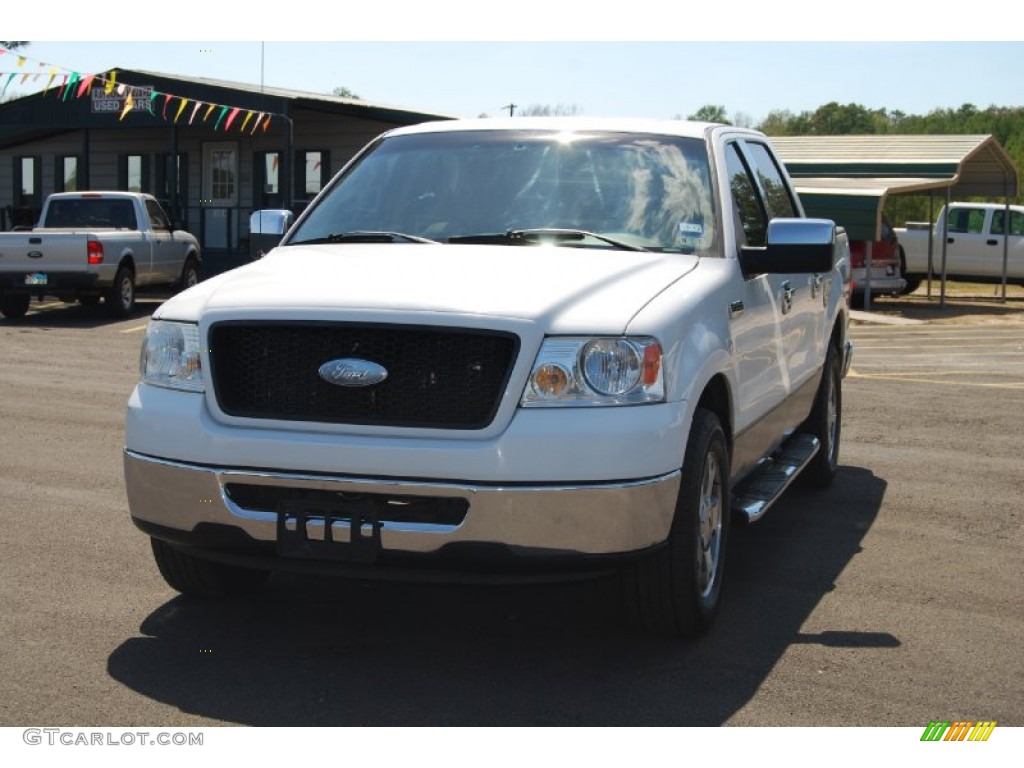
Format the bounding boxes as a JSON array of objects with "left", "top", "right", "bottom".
[{"left": 202, "top": 142, "right": 238, "bottom": 250}]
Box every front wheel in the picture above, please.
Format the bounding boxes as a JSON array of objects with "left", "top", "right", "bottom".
[
  {"left": 177, "top": 256, "right": 201, "bottom": 293},
  {"left": 623, "top": 408, "right": 731, "bottom": 637},
  {"left": 150, "top": 538, "right": 271, "bottom": 597}
]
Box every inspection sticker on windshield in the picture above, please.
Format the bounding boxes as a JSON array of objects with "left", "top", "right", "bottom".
[{"left": 678, "top": 222, "right": 703, "bottom": 236}]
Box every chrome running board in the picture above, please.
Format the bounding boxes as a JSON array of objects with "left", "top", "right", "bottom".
[{"left": 732, "top": 433, "right": 820, "bottom": 523}]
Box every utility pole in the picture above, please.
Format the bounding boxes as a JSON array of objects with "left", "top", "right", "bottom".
[{"left": 503, "top": 103, "right": 517, "bottom": 117}]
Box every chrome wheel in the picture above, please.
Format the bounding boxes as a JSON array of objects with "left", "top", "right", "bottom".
[
  {"left": 622, "top": 408, "right": 731, "bottom": 637},
  {"left": 825, "top": 366, "right": 839, "bottom": 466},
  {"left": 697, "top": 451, "right": 723, "bottom": 598}
]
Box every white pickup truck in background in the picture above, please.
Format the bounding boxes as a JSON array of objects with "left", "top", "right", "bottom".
[
  {"left": 0, "top": 191, "right": 201, "bottom": 319},
  {"left": 124, "top": 118, "right": 851, "bottom": 637},
  {"left": 896, "top": 202, "right": 1024, "bottom": 292}
]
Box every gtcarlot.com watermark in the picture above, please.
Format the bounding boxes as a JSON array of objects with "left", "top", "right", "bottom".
[{"left": 23, "top": 728, "right": 203, "bottom": 747}]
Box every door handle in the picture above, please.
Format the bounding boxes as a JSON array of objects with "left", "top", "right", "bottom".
[
  {"left": 987, "top": 239, "right": 998, "bottom": 246},
  {"left": 947, "top": 237, "right": 955, "bottom": 244},
  {"left": 781, "top": 281, "right": 794, "bottom": 315}
]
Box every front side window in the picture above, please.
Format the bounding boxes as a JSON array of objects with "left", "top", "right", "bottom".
[
  {"left": 744, "top": 142, "right": 797, "bottom": 219},
  {"left": 946, "top": 207, "right": 986, "bottom": 234},
  {"left": 289, "top": 130, "right": 716, "bottom": 254},
  {"left": 146, "top": 199, "right": 170, "bottom": 230},
  {"left": 725, "top": 143, "right": 766, "bottom": 247}
]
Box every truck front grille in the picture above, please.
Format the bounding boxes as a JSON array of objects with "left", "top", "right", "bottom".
[{"left": 208, "top": 322, "right": 518, "bottom": 429}]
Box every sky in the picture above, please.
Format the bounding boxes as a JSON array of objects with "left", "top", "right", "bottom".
[
  {"left": 6, "top": 3, "right": 1022, "bottom": 126},
  {"left": 5, "top": 41, "right": 1023, "bottom": 126}
]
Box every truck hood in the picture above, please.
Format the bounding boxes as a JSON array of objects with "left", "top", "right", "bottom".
[{"left": 160, "top": 244, "right": 699, "bottom": 333}]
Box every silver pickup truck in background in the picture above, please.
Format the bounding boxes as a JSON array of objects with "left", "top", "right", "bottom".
[{"left": 0, "top": 191, "right": 201, "bottom": 319}]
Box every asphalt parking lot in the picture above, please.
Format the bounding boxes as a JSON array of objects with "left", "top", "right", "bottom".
[{"left": 0, "top": 295, "right": 1021, "bottom": 726}]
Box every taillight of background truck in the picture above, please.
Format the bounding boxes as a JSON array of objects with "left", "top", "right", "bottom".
[{"left": 87, "top": 240, "right": 104, "bottom": 265}]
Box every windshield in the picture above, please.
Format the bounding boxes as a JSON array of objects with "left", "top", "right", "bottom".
[{"left": 288, "top": 129, "right": 717, "bottom": 254}]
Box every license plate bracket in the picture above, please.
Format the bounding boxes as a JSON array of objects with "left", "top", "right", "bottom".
[{"left": 277, "top": 497, "right": 382, "bottom": 564}]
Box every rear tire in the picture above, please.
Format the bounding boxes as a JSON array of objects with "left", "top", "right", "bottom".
[
  {"left": 0, "top": 293, "right": 30, "bottom": 319},
  {"left": 150, "top": 538, "right": 270, "bottom": 597},
  {"left": 801, "top": 344, "right": 842, "bottom": 488},
  {"left": 105, "top": 264, "right": 135, "bottom": 318},
  {"left": 623, "top": 408, "right": 730, "bottom": 637}
]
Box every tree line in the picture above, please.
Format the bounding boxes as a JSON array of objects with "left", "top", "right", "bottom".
[{"left": 691, "top": 102, "right": 1024, "bottom": 222}]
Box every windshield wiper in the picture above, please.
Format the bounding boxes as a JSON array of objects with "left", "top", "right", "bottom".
[
  {"left": 447, "top": 228, "right": 648, "bottom": 252},
  {"left": 289, "top": 231, "right": 439, "bottom": 245}
]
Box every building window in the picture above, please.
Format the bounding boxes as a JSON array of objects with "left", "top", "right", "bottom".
[
  {"left": 58, "top": 156, "right": 80, "bottom": 192},
  {"left": 254, "top": 152, "right": 281, "bottom": 209},
  {"left": 264, "top": 152, "right": 280, "bottom": 195},
  {"left": 14, "top": 156, "right": 42, "bottom": 208},
  {"left": 203, "top": 142, "right": 238, "bottom": 205},
  {"left": 119, "top": 154, "right": 151, "bottom": 193},
  {"left": 296, "top": 150, "right": 330, "bottom": 202}
]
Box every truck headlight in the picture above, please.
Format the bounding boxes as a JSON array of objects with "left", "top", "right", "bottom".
[
  {"left": 140, "top": 320, "right": 204, "bottom": 392},
  {"left": 521, "top": 337, "right": 663, "bottom": 407}
]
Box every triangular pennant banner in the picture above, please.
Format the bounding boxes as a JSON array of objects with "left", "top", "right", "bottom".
[
  {"left": 213, "top": 106, "right": 229, "bottom": 131},
  {"left": 174, "top": 98, "right": 189, "bottom": 123},
  {"left": 119, "top": 92, "right": 134, "bottom": 121},
  {"left": 76, "top": 74, "right": 96, "bottom": 98}
]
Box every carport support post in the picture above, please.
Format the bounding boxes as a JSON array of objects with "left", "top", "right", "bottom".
[
  {"left": 1002, "top": 179, "right": 1010, "bottom": 303},
  {"left": 926, "top": 194, "right": 934, "bottom": 301},
  {"left": 864, "top": 240, "right": 873, "bottom": 311},
  {"left": 940, "top": 187, "right": 950, "bottom": 309}
]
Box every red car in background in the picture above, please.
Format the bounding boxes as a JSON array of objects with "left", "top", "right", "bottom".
[{"left": 849, "top": 218, "right": 906, "bottom": 307}]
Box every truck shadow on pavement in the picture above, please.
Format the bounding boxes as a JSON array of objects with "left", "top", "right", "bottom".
[{"left": 107, "top": 466, "right": 888, "bottom": 726}]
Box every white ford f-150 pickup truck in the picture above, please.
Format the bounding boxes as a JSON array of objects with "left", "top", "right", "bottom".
[
  {"left": 124, "top": 118, "right": 852, "bottom": 637},
  {"left": 0, "top": 191, "right": 201, "bottom": 318},
  {"left": 895, "top": 202, "right": 1024, "bottom": 292}
]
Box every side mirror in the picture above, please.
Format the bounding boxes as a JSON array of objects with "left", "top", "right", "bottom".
[
  {"left": 249, "top": 209, "right": 296, "bottom": 260},
  {"left": 740, "top": 218, "right": 835, "bottom": 275}
]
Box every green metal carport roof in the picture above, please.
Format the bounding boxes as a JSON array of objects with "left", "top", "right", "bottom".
[{"left": 771, "top": 135, "right": 1020, "bottom": 240}]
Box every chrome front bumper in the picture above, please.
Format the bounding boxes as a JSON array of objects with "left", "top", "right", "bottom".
[{"left": 124, "top": 450, "right": 680, "bottom": 557}]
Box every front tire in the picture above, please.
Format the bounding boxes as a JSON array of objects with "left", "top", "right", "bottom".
[
  {"left": 150, "top": 538, "right": 271, "bottom": 597},
  {"left": 623, "top": 408, "right": 731, "bottom": 637},
  {"left": 177, "top": 256, "right": 200, "bottom": 293}
]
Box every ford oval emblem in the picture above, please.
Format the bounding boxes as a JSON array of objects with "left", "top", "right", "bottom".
[{"left": 318, "top": 358, "right": 388, "bottom": 388}]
